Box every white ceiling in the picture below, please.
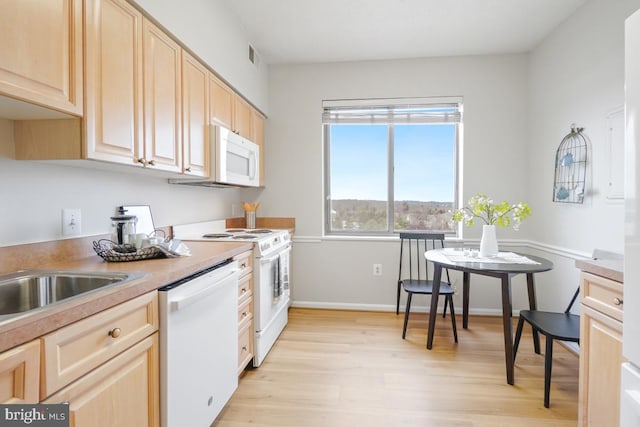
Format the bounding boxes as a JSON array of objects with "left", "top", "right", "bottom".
[{"left": 222, "top": 0, "right": 587, "bottom": 65}]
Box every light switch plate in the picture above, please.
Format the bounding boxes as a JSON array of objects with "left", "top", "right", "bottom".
[{"left": 62, "top": 208, "right": 81, "bottom": 236}]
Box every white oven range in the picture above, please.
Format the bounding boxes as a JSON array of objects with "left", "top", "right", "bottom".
[{"left": 173, "top": 220, "right": 291, "bottom": 367}]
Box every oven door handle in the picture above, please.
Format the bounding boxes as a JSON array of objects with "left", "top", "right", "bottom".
[
  {"left": 169, "top": 269, "right": 239, "bottom": 312},
  {"left": 259, "top": 245, "right": 291, "bottom": 264}
]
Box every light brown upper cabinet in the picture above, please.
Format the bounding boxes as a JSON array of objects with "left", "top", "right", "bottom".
[
  {"left": 253, "top": 111, "right": 265, "bottom": 185},
  {"left": 16, "top": 0, "right": 145, "bottom": 165},
  {"left": 209, "top": 73, "right": 259, "bottom": 141},
  {"left": 0, "top": 0, "right": 83, "bottom": 116},
  {"left": 182, "top": 51, "right": 209, "bottom": 177},
  {"left": 233, "top": 95, "right": 254, "bottom": 140},
  {"left": 84, "top": 0, "right": 144, "bottom": 165},
  {"left": 209, "top": 73, "right": 234, "bottom": 131},
  {"left": 11, "top": 0, "right": 264, "bottom": 184},
  {"left": 142, "top": 18, "right": 182, "bottom": 173},
  {"left": 87, "top": 0, "right": 186, "bottom": 172}
]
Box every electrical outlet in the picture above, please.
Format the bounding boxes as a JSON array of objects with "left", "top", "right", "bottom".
[
  {"left": 373, "top": 264, "right": 382, "bottom": 276},
  {"left": 62, "top": 208, "right": 81, "bottom": 236}
]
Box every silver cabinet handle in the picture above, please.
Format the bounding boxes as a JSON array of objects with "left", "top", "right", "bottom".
[
  {"left": 614, "top": 297, "right": 623, "bottom": 306},
  {"left": 109, "top": 327, "right": 122, "bottom": 338}
]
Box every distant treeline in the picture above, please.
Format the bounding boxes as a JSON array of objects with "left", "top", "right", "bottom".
[{"left": 330, "top": 199, "right": 454, "bottom": 232}]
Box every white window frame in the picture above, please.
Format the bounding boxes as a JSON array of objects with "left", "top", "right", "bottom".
[{"left": 323, "top": 97, "right": 463, "bottom": 236}]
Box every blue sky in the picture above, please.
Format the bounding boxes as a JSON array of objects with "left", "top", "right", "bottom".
[{"left": 329, "top": 124, "right": 455, "bottom": 202}]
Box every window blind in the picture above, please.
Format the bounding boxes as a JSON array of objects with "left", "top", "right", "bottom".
[{"left": 322, "top": 98, "right": 463, "bottom": 125}]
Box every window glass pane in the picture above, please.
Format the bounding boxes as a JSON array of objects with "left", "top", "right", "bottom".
[
  {"left": 393, "top": 124, "right": 455, "bottom": 232},
  {"left": 329, "top": 125, "right": 388, "bottom": 231}
]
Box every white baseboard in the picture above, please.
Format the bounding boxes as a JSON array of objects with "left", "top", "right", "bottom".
[{"left": 291, "top": 300, "right": 510, "bottom": 317}]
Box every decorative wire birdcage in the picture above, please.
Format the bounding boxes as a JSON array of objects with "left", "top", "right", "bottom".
[{"left": 553, "top": 125, "right": 588, "bottom": 204}]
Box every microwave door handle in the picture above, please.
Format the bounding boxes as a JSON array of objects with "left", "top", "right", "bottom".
[{"left": 249, "top": 151, "right": 257, "bottom": 180}]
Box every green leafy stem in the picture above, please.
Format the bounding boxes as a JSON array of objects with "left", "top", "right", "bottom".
[{"left": 451, "top": 193, "right": 531, "bottom": 230}]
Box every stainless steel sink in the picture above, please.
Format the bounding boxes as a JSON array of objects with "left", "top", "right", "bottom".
[{"left": 0, "top": 270, "right": 144, "bottom": 315}]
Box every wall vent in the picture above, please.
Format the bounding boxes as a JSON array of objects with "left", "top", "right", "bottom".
[{"left": 248, "top": 44, "right": 259, "bottom": 67}]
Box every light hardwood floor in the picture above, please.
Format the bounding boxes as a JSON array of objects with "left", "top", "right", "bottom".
[{"left": 214, "top": 308, "right": 579, "bottom": 426}]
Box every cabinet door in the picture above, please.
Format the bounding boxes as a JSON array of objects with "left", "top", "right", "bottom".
[
  {"left": 579, "top": 305, "right": 624, "bottom": 427},
  {"left": 44, "top": 334, "right": 159, "bottom": 427},
  {"left": 209, "top": 74, "right": 234, "bottom": 130},
  {"left": 85, "top": 0, "right": 144, "bottom": 165},
  {"left": 0, "top": 340, "right": 39, "bottom": 404},
  {"left": 143, "top": 19, "right": 182, "bottom": 173},
  {"left": 238, "top": 321, "right": 253, "bottom": 375},
  {"left": 182, "top": 51, "right": 209, "bottom": 177},
  {"left": 0, "top": 0, "right": 82, "bottom": 115},
  {"left": 233, "top": 95, "right": 254, "bottom": 139}
]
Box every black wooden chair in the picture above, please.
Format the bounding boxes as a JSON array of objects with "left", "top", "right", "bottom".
[
  {"left": 397, "top": 232, "right": 457, "bottom": 342},
  {"left": 513, "top": 287, "right": 580, "bottom": 408}
]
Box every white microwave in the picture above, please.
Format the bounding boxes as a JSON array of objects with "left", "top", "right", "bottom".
[
  {"left": 169, "top": 125, "right": 260, "bottom": 187},
  {"left": 213, "top": 125, "right": 260, "bottom": 187}
]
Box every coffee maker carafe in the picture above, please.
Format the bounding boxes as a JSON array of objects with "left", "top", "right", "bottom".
[{"left": 110, "top": 207, "right": 137, "bottom": 246}]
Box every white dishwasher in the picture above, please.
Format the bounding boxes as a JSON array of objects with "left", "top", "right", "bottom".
[{"left": 158, "top": 259, "right": 239, "bottom": 427}]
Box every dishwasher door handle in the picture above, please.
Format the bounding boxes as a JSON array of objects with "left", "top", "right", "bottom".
[{"left": 169, "top": 269, "right": 239, "bottom": 312}]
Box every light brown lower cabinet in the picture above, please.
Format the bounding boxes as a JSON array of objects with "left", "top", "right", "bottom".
[
  {"left": 579, "top": 271, "right": 625, "bottom": 426},
  {"left": 43, "top": 333, "right": 159, "bottom": 427},
  {"left": 235, "top": 250, "right": 254, "bottom": 374},
  {"left": 0, "top": 290, "right": 161, "bottom": 427},
  {"left": 0, "top": 339, "right": 40, "bottom": 404}
]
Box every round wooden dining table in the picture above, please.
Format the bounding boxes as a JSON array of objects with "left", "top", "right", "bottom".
[{"left": 424, "top": 248, "right": 554, "bottom": 385}]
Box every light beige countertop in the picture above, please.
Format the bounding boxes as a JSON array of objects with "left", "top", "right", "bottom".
[
  {"left": 0, "top": 239, "right": 252, "bottom": 353},
  {"left": 575, "top": 258, "right": 624, "bottom": 283}
]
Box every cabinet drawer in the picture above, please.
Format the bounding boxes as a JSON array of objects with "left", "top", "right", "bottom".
[
  {"left": 238, "top": 296, "right": 253, "bottom": 330},
  {"left": 238, "top": 272, "right": 253, "bottom": 303},
  {"left": 0, "top": 340, "right": 40, "bottom": 404},
  {"left": 238, "top": 322, "right": 253, "bottom": 374},
  {"left": 41, "top": 291, "right": 158, "bottom": 398},
  {"left": 234, "top": 250, "right": 253, "bottom": 278},
  {"left": 581, "top": 272, "right": 623, "bottom": 322},
  {"left": 43, "top": 333, "right": 159, "bottom": 427}
]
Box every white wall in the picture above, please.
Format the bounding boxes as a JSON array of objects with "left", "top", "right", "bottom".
[
  {"left": 262, "top": 55, "right": 533, "bottom": 312},
  {"left": 0, "top": 120, "right": 248, "bottom": 246},
  {"left": 131, "top": 0, "right": 269, "bottom": 113},
  {"left": 263, "top": 55, "right": 529, "bottom": 236},
  {"left": 262, "top": 0, "right": 640, "bottom": 315},
  {"left": 527, "top": 0, "right": 640, "bottom": 255}
]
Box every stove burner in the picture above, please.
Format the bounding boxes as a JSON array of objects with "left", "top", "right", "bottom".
[
  {"left": 233, "top": 235, "right": 257, "bottom": 239},
  {"left": 202, "top": 233, "right": 233, "bottom": 238},
  {"left": 247, "top": 229, "right": 272, "bottom": 234},
  {"left": 226, "top": 229, "right": 246, "bottom": 233}
]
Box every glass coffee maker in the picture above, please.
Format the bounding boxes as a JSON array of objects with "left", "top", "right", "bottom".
[{"left": 110, "top": 207, "right": 137, "bottom": 248}]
